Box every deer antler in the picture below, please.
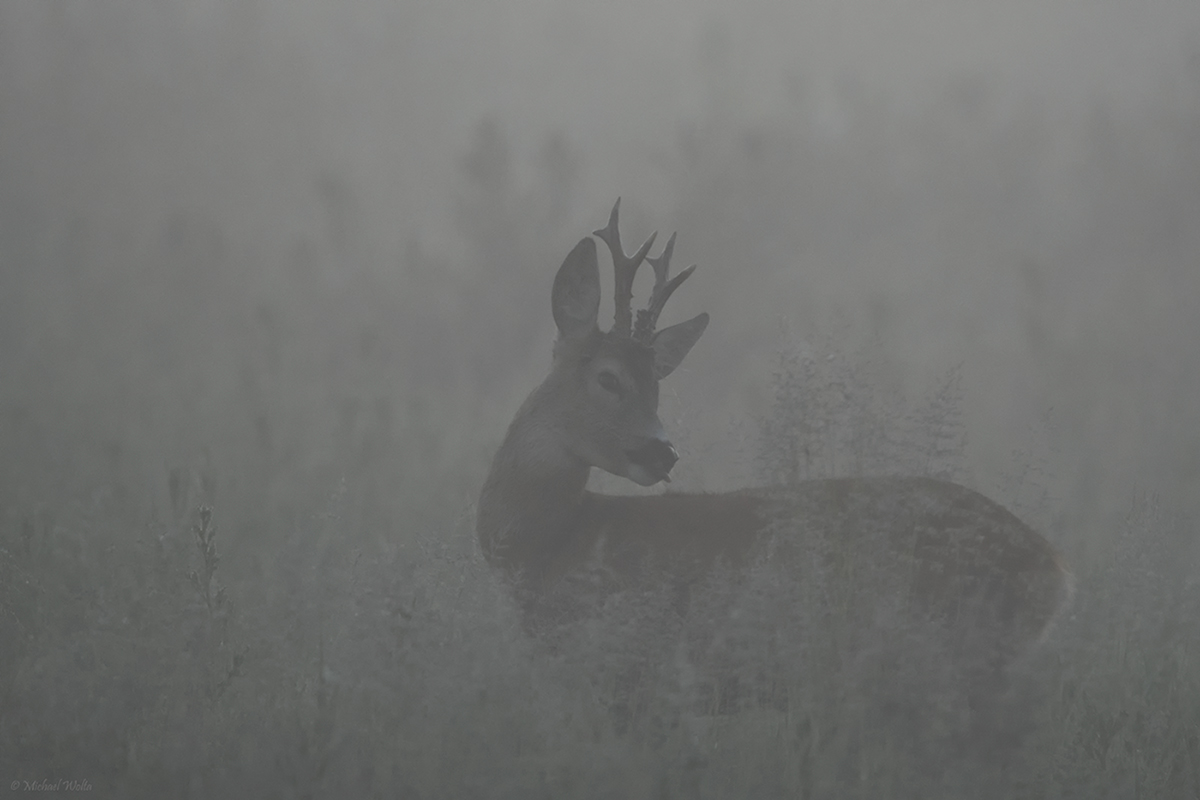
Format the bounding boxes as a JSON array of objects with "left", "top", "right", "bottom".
[
  {"left": 593, "top": 198, "right": 656, "bottom": 338},
  {"left": 634, "top": 232, "right": 697, "bottom": 344}
]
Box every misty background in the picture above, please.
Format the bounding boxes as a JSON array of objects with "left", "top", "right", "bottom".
[
  {"left": 2, "top": 0, "right": 1200, "bottom": 795},
  {"left": 4, "top": 1, "right": 1200, "bottom": 517}
]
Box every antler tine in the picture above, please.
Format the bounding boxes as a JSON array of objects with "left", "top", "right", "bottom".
[
  {"left": 635, "top": 232, "right": 697, "bottom": 343},
  {"left": 593, "top": 198, "right": 657, "bottom": 337}
]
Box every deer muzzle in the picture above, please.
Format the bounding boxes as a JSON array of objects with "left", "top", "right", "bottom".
[{"left": 626, "top": 438, "right": 679, "bottom": 483}]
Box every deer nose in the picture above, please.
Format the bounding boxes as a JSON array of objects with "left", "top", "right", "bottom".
[{"left": 627, "top": 438, "right": 679, "bottom": 475}]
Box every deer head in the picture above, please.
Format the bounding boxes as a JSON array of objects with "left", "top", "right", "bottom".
[{"left": 545, "top": 200, "right": 709, "bottom": 486}]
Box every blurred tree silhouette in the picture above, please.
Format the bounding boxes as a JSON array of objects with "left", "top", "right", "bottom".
[{"left": 452, "top": 117, "right": 582, "bottom": 390}]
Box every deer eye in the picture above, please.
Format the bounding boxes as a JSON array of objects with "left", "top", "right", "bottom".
[{"left": 597, "top": 371, "right": 622, "bottom": 397}]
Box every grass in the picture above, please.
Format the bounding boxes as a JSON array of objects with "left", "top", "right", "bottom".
[{"left": 1, "top": 337, "right": 1197, "bottom": 800}]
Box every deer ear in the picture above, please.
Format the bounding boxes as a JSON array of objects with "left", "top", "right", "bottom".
[
  {"left": 651, "top": 312, "right": 708, "bottom": 378},
  {"left": 552, "top": 238, "right": 601, "bottom": 340}
]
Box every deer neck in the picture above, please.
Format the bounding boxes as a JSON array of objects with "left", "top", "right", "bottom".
[{"left": 477, "top": 383, "right": 591, "bottom": 585}]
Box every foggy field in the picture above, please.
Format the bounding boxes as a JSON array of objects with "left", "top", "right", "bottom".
[{"left": 2, "top": 2, "right": 1200, "bottom": 797}]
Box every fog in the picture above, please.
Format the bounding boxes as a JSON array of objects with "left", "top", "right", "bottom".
[{"left": 2, "top": 1, "right": 1200, "bottom": 796}]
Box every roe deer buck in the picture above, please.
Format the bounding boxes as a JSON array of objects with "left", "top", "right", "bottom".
[{"left": 477, "top": 200, "right": 1072, "bottom": 703}]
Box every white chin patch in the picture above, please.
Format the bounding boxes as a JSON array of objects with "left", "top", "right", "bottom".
[{"left": 626, "top": 464, "right": 665, "bottom": 487}]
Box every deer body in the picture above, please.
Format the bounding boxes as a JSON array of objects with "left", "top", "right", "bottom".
[{"left": 477, "top": 201, "right": 1070, "bottom": 678}]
